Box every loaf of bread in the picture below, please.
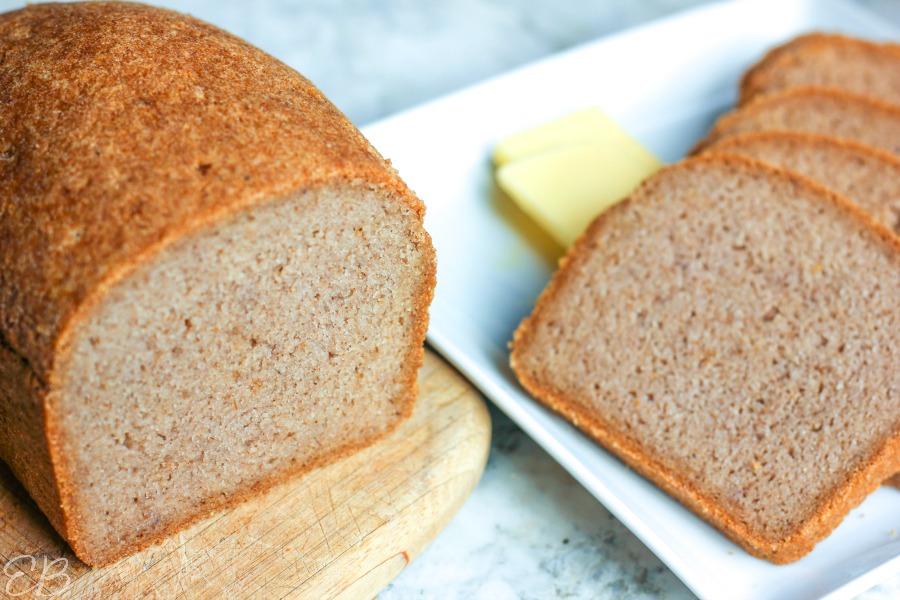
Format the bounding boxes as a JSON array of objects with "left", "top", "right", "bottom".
[
  {"left": 0, "top": 2, "right": 435, "bottom": 567},
  {"left": 740, "top": 33, "right": 900, "bottom": 106},
  {"left": 510, "top": 155, "right": 900, "bottom": 563},
  {"left": 702, "top": 131, "right": 900, "bottom": 235},
  {"left": 695, "top": 88, "right": 900, "bottom": 155}
]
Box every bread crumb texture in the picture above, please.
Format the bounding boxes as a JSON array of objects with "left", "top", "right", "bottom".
[
  {"left": 511, "top": 155, "right": 900, "bottom": 563},
  {"left": 704, "top": 131, "right": 900, "bottom": 235}
]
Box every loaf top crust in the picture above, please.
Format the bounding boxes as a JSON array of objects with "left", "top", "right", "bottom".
[
  {"left": 740, "top": 33, "right": 900, "bottom": 106},
  {"left": 0, "top": 2, "right": 423, "bottom": 382}
]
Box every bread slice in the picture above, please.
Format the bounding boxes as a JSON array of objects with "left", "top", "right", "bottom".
[
  {"left": 703, "top": 132, "right": 900, "bottom": 235},
  {"left": 694, "top": 88, "right": 900, "bottom": 155},
  {"left": 703, "top": 133, "right": 900, "bottom": 491},
  {"left": 0, "top": 3, "right": 435, "bottom": 566},
  {"left": 740, "top": 33, "right": 900, "bottom": 106},
  {"left": 510, "top": 155, "right": 900, "bottom": 564}
]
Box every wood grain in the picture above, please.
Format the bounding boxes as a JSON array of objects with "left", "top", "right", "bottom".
[{"left": 0, "top": 349, "right": 490, "bottom": 599}]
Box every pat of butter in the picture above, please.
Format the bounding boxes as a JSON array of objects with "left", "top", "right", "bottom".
[{"left": 494, "top": 108, "right": 662, "bottom": 248}]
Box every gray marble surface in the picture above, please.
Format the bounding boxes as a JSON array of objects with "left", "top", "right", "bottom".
[{"left": 3, "top": 0, "right": 900, "bottom": 598}]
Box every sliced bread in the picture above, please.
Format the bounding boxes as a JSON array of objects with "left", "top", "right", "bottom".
[
  {"left": 694, "top": 88, "right": 900, "bottom": 155},
  {"left": 0, "top": 3, "right": 435, "bottom": 566},
  {"left": 510, "top": 154, "right": 900, "bottom": 563},
  {"left": 703, "top": 131, "right": 900, "bottom": 235},
  {"left": 740, "top": 33, "right": 900, "bottom": 106}
]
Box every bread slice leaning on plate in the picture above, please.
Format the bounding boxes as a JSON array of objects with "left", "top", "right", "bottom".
[
  {"left": 511, "top": 154, "right": 900, "bottom": 564},
  {"left": 693, "top": 87, "right": 900, "bottom": 155},
  {"left": 739, "top": 33, "right": 900, "bottom": 106},
  {"left": 0, "top": 2, "right": 435, "bottom": 566},
  {"left": 702, "top": 131, "right": 900, "bottom": 236}
]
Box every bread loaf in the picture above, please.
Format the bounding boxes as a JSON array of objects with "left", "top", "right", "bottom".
[
  {"left": 703, "top": 131, "right": 900, "bottom": 235},
  {"left": 510, "top": 155, "right": 900, "bottom": 563},
  {"left": 740, "top": 33, "right": 900, "bottom": 106},
  {"left": 695, "top": 88, "right": 900, "bottom": 155},
  {"left": 0, "top": 2, "right": 435, "bottom": 566}
]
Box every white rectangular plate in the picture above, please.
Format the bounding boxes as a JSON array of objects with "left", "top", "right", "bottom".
[{"left": 363, "top": 1, "right": 900, "bottom": 598}]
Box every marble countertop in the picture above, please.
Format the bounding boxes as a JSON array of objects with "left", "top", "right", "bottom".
[{"left": 4, "top": 0, "right": 900, "bottom": 598}]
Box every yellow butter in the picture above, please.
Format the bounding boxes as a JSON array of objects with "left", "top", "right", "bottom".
[
  {"left": 495, "top": 114, "right": 662, "bottom": 249},
  {"left": 493, "top": 107, "right": 656, "bottom": 166}
]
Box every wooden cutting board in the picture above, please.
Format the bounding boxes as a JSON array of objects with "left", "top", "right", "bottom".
[{"left": 0, "top": 349, "right": 490, "bottom": 599}]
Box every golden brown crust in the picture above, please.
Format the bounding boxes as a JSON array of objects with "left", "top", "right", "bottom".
[
  {"left": 739, "top": 33, "right": 900, "bottom": 105},
  {"left": 0, "top": 1, "right": 423, "bottom": 381},
  {"left": 511, "top": 154, "right": 900, "bottom": 563},
  {"left": 0, "top": 1, "right": 434, "bottom": 566},
  {"left": 0, "top": 339, "right": 67, "bottom": 538}
]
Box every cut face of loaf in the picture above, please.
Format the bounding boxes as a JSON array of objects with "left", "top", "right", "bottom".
[
  {"left": 53, "top": 184, "right": 432, "bottom": 566},
  {"left": 739, "top": 33, "right": 900, "bottom": 106},
  {"left": 694, "top": 88, "right": 900, "bottom": 155},
  {"left": 510, "top": 155, "right": 900, "bottom": 564},
  {"left": 703, "top": 131, "right": 900, "bottom": 235},
  {"left": 0, "top": 3, "right": 435, "bottom": 566}
]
